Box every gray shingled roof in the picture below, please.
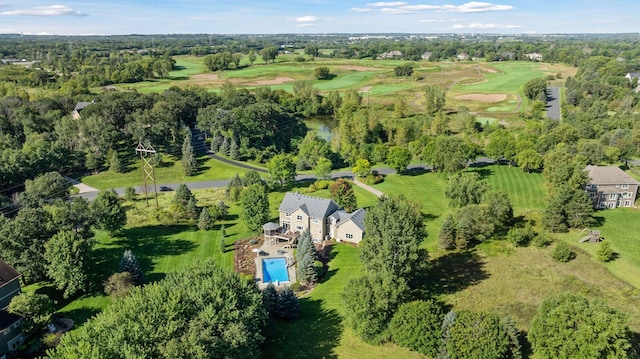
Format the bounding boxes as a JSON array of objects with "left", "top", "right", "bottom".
[
  {"left": 74, "top": 101, "right": 93, "bottom": 111},
  {"left": 337, "top": 208, "right": 366, "bottom": 232},
  {"left": 586, "top": 165, "right": 639, "bottom": 185},
  {"left": 263, "top": 222, "right": 280, "bottom": 231},
  {"left": 0, "top": 259, "right": 20, "bottom": 289},
  {"left": 279, "top": 192, "right": 339, "bottom": 219}
]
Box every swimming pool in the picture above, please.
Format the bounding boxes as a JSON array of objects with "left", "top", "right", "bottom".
[{"left": 262, "top": 257, "right": 289, "bottom": 283}]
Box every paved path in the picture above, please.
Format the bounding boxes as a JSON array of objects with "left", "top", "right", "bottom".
[
  {"left": 352, "top": 178, "right": 384, "bottom": 198},
  {"left": 546, "top": 86, "right": 561, "bottom": 120}
]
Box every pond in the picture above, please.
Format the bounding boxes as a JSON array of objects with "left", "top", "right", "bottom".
[{"left": 304, "top": 116, "right": 337, "bottom": 142}]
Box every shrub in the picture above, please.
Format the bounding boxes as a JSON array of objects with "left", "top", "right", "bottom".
[
  {"left": 43, "top": 333, "right": 61, "bottom": 348},
  {"left": 531, "top": 234, "right": 550, "bottom": 248},
  {"left": 248, "top": 238, "right": 258, "bottom": 245},
  {"left": 506, "top": 224, "right": 536, "bottom": 247},
  {"left": 552, "top": 241, "right": 575, "bottom": 262},
  {"left": 315, "top": 179, "right": 333, "bottom": 190},
  {"left": 124, "top": 187, "right": 136, "bottom": 201},
  {"left": 596, "top": 241, "right": 614, "bottom": 262},
  {"left": 389, "top": 300, "right": 444, "bottom": 356},
  {"left": 364, "top": 173, "right": 383, "bottom": 185}
]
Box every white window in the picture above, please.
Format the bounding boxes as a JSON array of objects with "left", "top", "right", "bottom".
[
  {"left": 599, "top": 202, "right": 606, "bottom": 209},
  {"left": 623, "top": 192, "right": 632, "bottom": 198},
  {"left": 311, "top": 217, "right": 318, "bottom": 223},
  {"left": 609, "top": 194, "right": 617, "bottom": 200},
  {"left": 295, "top": 225, "right": 304, "bottom": 231},
  {"left": 346, "top": 233, "right": 354, "bottom": 239},
  {"left": 296, "top": 215, "right": 303, "bottom": 221},
  {"left": 589, "top": 192, "right": 596, "bottom": 198},
  {"left": 622, "top": 184, "right": 629, "bottom": 189},
  {"left": 624, "top": 200, "right": 632, "bottom": 207},
  {"left": 608, "top": 202, "right": 616, "bottom": 209},
  {"left": 589, "top": 184, "right": 597, "bottom": 189}
]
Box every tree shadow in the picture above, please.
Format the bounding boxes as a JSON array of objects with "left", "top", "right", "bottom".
[
  {"left": 262, "top": 299, "right": 342, "bottom": 359},
  {"left": 60, "top": 307, "right": 102, "bottom": 326},
  {"left": 405, "top": 167, "right": 430, "bottom": 176},
  {"left": 468, "top": 167, "right": 493, "bottom": 179},
  {"left": 591, "top": 215, "right": 606, "bottom": 227},
  {"left": 417, "top": 251, "right": 489, "bottom": 298}
]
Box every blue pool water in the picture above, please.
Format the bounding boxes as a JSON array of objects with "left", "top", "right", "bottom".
[{"left": 262, "top": 257, "right": 289, "bottom": 283}]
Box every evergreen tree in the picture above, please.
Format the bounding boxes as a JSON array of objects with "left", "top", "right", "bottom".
[
  {"left": 262, "top": 283, "right": 278, "bottom": 317},
  {"left": 219, "top": 224, "right": 226, "bottom": 253},
  {"left": 438, "top": 214, "right": 457, "bottom": 250},
  {"left": 219, "top": 136, "right": 230, "bottom": 156},
  {"left": 210, "top": 134, "right": 221, "bottom": 152},
  {"left": 186, "top": 197, "right": 199, "bottom": 220},
  {"left": 119, "top": 250, "right": 144, "bottom": 285},
  {"left": 275, "top": 288, "right": 299, "bottom": 320},
  {"left": 597, "top": 241, "right": 614, "bottom": 262},
  {"left": 226, "top": 173, "right": 244, "bottom": 202},
  {"left": 173, "top": 184, "right": 194, "bottom": 210},
  {"left": 229, "top": 137, "right": 239, "bottom": 160},
  {"left": 109, "top": 150, "right": 122, "bottom": 173},
  {"left": 198, "top": 207, "right": 214, "bottom": 230},
  {"left": 181, "top": 131, "right": 198, "bottom": 176},
  {"left": 299, "top": 252, "right": 318, "bottom": 284}
]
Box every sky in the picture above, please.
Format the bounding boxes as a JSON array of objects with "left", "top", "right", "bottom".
[{"left": 0, "top": 0, "right": 639, "bottom": 35}]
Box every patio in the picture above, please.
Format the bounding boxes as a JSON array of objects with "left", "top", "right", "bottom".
[{"left": 254, "top": 238, "right": 297, "bottom": 289}]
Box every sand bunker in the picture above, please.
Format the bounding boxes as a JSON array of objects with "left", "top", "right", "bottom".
[
  {"left": 191, "top": 73, "right": 220, "bottom": 81},
  {"left": 485, "top": 68, "right": 497, "bottom": 73},
  {"left": 340, "top": 65, "right": 379, "bottom": 71},
  {"left": 455, "top": 94, "right": 508, "bottom": 102},
  {"left": 246, "top": 77, "right": 294, "bottom": 86},
  {"left": 360, "top": 86, "right": 373, "bottom": 92}
]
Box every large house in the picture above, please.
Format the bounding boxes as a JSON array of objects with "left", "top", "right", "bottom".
[
  {"left": 0, "top": 260, "right": 23, "bottom": 359},
  {"left": 585, "top": 165, "right": 639, "bottom": 209},
  {"left": 273, "top": 192, "right": 366, "bottom": 244},
  {"left": 378, "top": 50, "right": 402, "bottom": 60}
]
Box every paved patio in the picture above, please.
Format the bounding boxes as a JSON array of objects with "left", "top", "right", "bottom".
[{"left": 254, "top": 240, "right": 297, "bottom": 289}]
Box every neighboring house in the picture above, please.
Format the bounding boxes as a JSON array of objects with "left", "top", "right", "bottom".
[
  {"left": 273, "top": 192, "right": 366, "bottom": 244},
  {"left": 378, "top": 50, "right": 402, "bottom": 60},
  {"left": 71, "top": 101, "right": 93, "bottom": 119},
  {"left": 0, "top": 260, "right": 23, "bottom": 359},
  {"left": 585, "top": 165, "right": 639, "bottom": 209},
  {"left": 421, "top": 51, "right": 433, "bottom": 60},
  {"left": 457, "top": 53, "right": 468, "bottom": 61},
  {"left": 525, "top": 53, "right": 543, "bottom": 61},
  {"left": 501, "top": 52, "right": 515, "bottom": 60},
  {"left": 625, "top": 72, "right": 640, "bottom": 83}
]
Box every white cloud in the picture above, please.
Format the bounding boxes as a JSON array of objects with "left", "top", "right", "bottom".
[
  {"left": 419, "top": 19, "right": 446, "bottom": 23},
  {"left": 440, "top": 2, "right": 514, "bottom": 13},
  {"left": 0, "top": 5, "right": 87, "bottom": 17},
  {"left": 296, "top": 23, "right": 317, "bottom": 27},
  {"left": 452, "top": 22, "right": 522, "bottom": 29},
  {"left": 349, "top": 7, "right": 374, "bottom": 12},
  {"left": 294, "top": 15, "right": 319, "bottom": 22},
  {"left": 367, "top": 2, "right": 408, "bottom": 7},
  {"left": 381, "top": 7, "right": 414, "bottom": 14}
]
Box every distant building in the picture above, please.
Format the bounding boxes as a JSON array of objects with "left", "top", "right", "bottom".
[
  {"left": 624, "top": 73, "right": 640, "bottom": 83},
  {"left": 378, "top": 50, "right": 402, "bottom": 60},
  {"left": 72, "top": 101, "right": 93, "bottom": 120},
  {"left": 421, "top": 51, "right": 433, "bottom": 60},
  {"left": 0, "top": 260, "right": 23, "bottom": 359},
  {"left": 525, "top": 53, "right": 543, "bottom": 61},
  {"left": 457, "top": 53, "right": 468, "bottom": 61},
  {"left": 585, "top": 165, "right": 639, "bottom": 209}
]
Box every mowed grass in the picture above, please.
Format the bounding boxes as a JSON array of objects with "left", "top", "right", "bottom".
[
  {"left": 468, "top": 165, "right": 546, "bottom": 212},
  {"left": 457, "top": 62, "right": 546, "bottom": 94},
  {"left": 80, "top": 155, "right": 259, "bottom": 190},
  {"left": 263, "top": 244, "right": 425, "bottom": 359}
]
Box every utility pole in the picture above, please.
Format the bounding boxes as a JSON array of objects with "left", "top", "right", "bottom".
[{"left": 135, "top": 143, "right": 158, "bottom": 207}]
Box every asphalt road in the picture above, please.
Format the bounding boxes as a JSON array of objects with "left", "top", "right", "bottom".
[{"left": 546, "top": 86, "right": 561, "bottom": 120}]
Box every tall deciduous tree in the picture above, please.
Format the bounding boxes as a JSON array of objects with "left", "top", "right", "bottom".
[
  {"left": 330, "top": 179, "right": 357, "bottom": 213},
  {"left": 342, "top": 271, "right": 409, "bottom": 345},
  {"left": 8, "top": 292, "right": 54, "bottom": 336},
  {"left": 91, "top": 189, "right": 127, "bottom": 235},
  {"left": 360, "top": 195, "right": 426, "bottom": 280},
  {"left": 387, "top": 146, "right": 412, "bottom": 174},
  {"left": 20, "top": 171, "right": 71, "bottom": 207},
  {"left": 314, "top": 157, "right": 333, "bottom": 180},
  {"left": 529, "top": 293, "right": 632, "bottom": 358},
  {"left": 240, "top": 184, "right": 269, "bottom": 232},
  {"left": 44, "top": 230, "right": 93, "bottom": 298},
  {"left": 444, "top": 172, "right": 489, "bottom": 208},
  {"left": 352, "top": 158, "right": 372, "bottom": 178},
  {"left": 424, "top": 84, "right": 446, "bottom": 114},
  {"left": 267, "top": 154, "right": 296, "bottom": 189},
  {"left": 49, "top": 261, "right": 267, "bottom": 358}
]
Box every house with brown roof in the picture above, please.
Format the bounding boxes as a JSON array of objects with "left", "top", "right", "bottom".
[
  {"left": 270, "top": 192, "right": 366, "bottom": 245},
  {"left": 585, "top": 165, "right": 639, "bottom": 209},
  {"left": 378, "top": 50, "right": 402, "bottom": 60},
  {"left": 0, "top": 260, "right": 23, "bottom": 359}
]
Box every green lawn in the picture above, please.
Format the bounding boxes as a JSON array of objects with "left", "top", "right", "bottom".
[
  {"left": 80, "top": 155, "right": 260, "bottom": 190},
  {"left": 456, "top": 62, "right": 546, "bottom": 94},
  {"left": 468, "top": 165, "right": 546, "bottom": 212}
]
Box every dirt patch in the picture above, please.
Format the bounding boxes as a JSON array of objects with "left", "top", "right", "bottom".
[
  {"left": 455, "top": 93, "right": 508, "bottom": 102},
  {"left": 340, "top": 65, "right": 379, "bottom": 71},
  {"left": 360, "top": 86, "right": 373, "bottom": 92},
  {"left": 191, "top": 73, "right": 219, "bottom": 81},
  {"left": 485, "top": 68, "right": 498, "bottom": 73},
  {"left": 246, "top": 77, "right": 294, "bottom": 86}
]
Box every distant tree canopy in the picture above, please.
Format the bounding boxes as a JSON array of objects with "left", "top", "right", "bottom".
[
  {"left": 49, "top": 261, "right": 267, "bottom": 358},
  {"left": 523, "top": 77, "right": 548, "bottom": 101}
]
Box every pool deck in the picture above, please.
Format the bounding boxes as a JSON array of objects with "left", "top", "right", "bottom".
[{"left": 255, "top": 241, "right": 297, "bottom": 289}]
